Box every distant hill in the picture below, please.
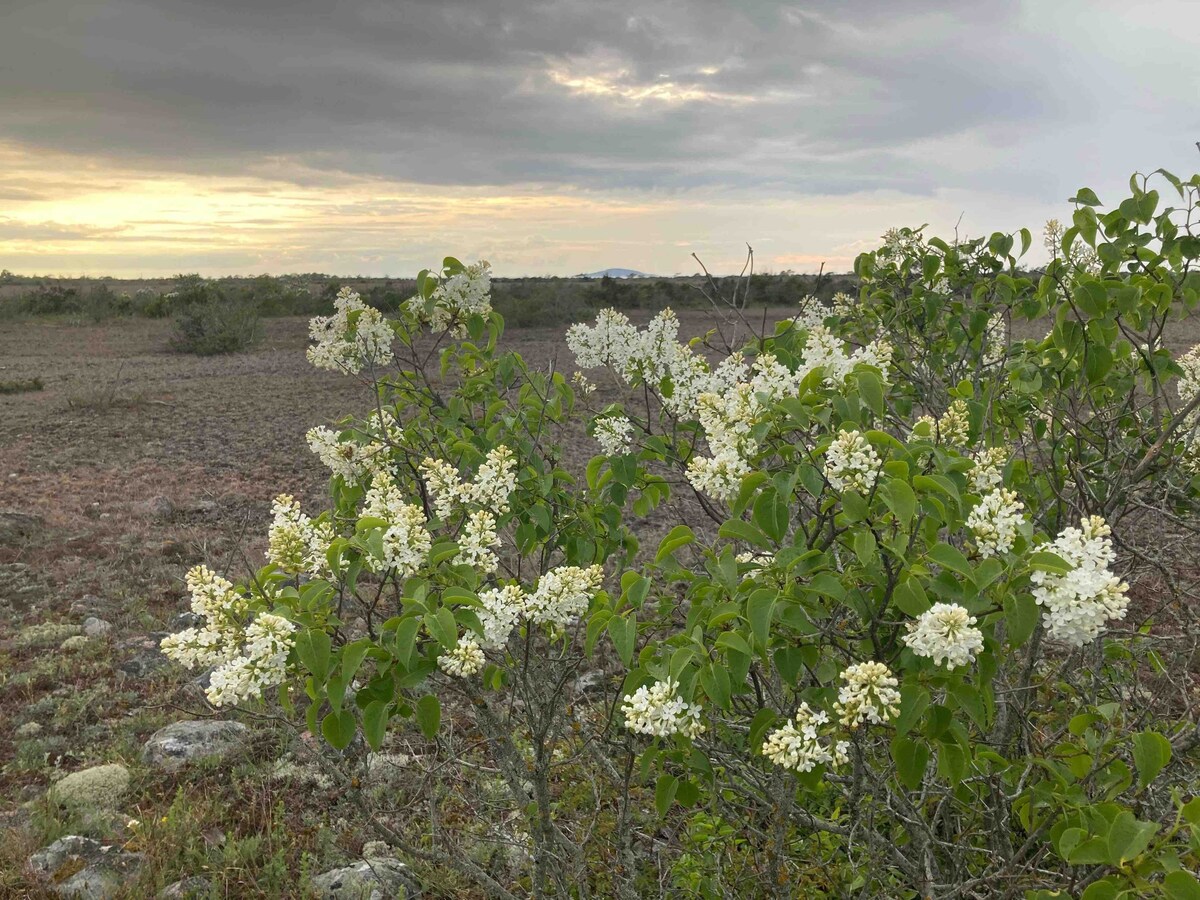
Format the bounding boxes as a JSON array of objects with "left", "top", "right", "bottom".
[{"left": 578, "top": 267, "right": 653, "bottom": 279}]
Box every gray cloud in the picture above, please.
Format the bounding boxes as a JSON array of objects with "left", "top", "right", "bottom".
[{"left": 5, "top": 0, "right": 1195, "bottom": 201}]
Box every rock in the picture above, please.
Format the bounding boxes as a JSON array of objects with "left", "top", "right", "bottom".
[
  {"left": 181, "top": 499, "right": 219, "bottom": 517},
  {"left": 50, "top": 764, "right": 131, "bottom": 809},
  {"left": 82, "top": 617, "right": 113, "bottom": 638},
  {"left": 0, "top": 510, "right": 44, "bottom": 545},
  {"left": 159, "top": 875, "right": 212, "bottom": 898},
  {"left": 143, "top": 720, "right": 249, "bottom": 772},
  {"left": 310, "top": 856, "right": 416, "bottom": 899},
  {"left": 171, "top": 611, "right": 202, "bottom": 630},
  {"left": 573, "top": 670, "right": 609, "bottom": 695},
  {"left": 160, "top": 540, "right": 191, "bottom": 562},
  {"left": 146, "top": 496, "right": 176, "bottom": 522},
  {"left": 16, "top": 721, "right": 42, "bottom": 738},
  {"left": 119, "top": 650, "right": 170, "bottom": 679},
  {"left": 70, "top": 594, "right": 104, "bottom": 617},
  {"left": 27, "top": 835, "right": 142, "bottom": 899}
]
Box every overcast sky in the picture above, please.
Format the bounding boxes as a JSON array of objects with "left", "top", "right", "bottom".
[{"left": 1, "top": 0, "right": 1197, "bottom": 277}]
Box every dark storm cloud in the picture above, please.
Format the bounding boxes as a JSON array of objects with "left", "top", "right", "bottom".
[{"left": 1, "top": 0, "right": 1196, "bottom": 197}]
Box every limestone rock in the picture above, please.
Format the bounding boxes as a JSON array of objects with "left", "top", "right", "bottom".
[
  {"left": 27, "top": 835, "right": 142, "bottom": 899},
  {"left": 143, "top": 720, "right": 249, "bottom": 772}
]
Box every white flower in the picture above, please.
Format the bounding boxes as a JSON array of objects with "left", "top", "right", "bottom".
[
  {"left": 1032, "top": 515, "right": 1129, "bottom": 647},
  {"left": 266, "top": 494, "right": 333, "bottom": 575},
  {"left": 966, "top": 488, "right": 1024, "bottom": 557},
  {"left": 594, "top": 415, "right": 633, "bottom": 456},
  {"left": 439, "top": 637, "right": 485, "bottom": 677},
  {"left": 524, "top": 564, "right": 604, "bottom": 627},
  {"left": 477, "top": 584, "right": 526, "bottom": 649},
  {"left": 969, "top": 447, "right": 1008, "bottom": 494},
  {"left": 362, "top": 475, "right": 431, "bottom": 576},
  {"left": 762, "top": 703, "right": 845, "bottom": 773},
  {"left": 454, "top": 509, "right": 500, "bottom": 573},
  {"left": 834, "top": 661, "right": 901, "bottom": 728},
  {"left": 982, "top": 311, "right": 1007, "bottom": 366},
  {"left": 824, "top": 430, "right": 881, "bottom": 493},
  {"left": 205, "top": 612, "right": 296, "bottom": 707},
  {"left": 936, "top": 400, "right": 971, "bottom": 447},
  {"left": 307, "top": 287, "right": 394, "bottom": 374},
  {"left": 409, "top": 261, "right": 492, "bottom": 335},
  {"left": 903, "top": 603, "right": 985, "bottom": 670},
  {"left": 621, "top": 679, "right": 705, "bottom": 739}
]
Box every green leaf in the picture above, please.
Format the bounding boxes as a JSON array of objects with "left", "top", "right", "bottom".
[
  {"left": 891, "top": 735, "right": 929, "bottom": 791},
  {"left": 1080, "top": 880, "right": 1121, "bottom": 900},
  {"left": 700, "top": 662, "right": 732, "bottom": 709},
  {"left": 882, "top": 479, "right": 917, "bottom": 528},
  {"left": 894, "top": 684, "right": 930, "bottom": 736},
  {"left": 928, "top": 542, "right": 973, "bottom": 580},
  {"left": 893, "top": 578, "right": 931, "bottom": 617},
  {"left": 340, "top": 639, "right": 370, "bottom": 684},
  {"left": 656, "top": 525, "right": 695, "bottom": 562},
  {"left": 296, "top": 629, "right": 332, "bottom": 681},
  {"left": 746, "top": 589, "right": 776, "bottom": 651},
  {"left": 1106, "top": 810, "right": 1158, "bottom": 865},
  {"left": 1164, "top": 871, "right": 1200, "bottom": 900},
  {"left": 415, "top": 694, "right": 441, "bottom": 739},
  {"left": 715, "top": 631, "right": 752, "bottom": 659},
  {"left": 1004, "top": 593, "right": 1039, "bottom": 648},
  {"left": 1132, "top": 730, "right": 1172, "bottom": 789},
  {"left": 655, "top": 774, "right": 679, "bottom": 815},
  {"left": 857, "top": 369, "right": 885, "bottom": 416},
  {"left": 362, "top": 700, "right": 390, "bottom": 750},
  {"left": 752, "top": 489, "right": 789, "bottom": 543},
  {"left": 425, "top": 608, "right": 458, "bottom": 649},
  {"left": 321, "top": 709, "right": 356, "bottom": 750},
  {"left": 719, "top": 519, "right": 773, "bottom": 548},
  {"left": 608, "top": 615, "right": 636, "bottom": 666}
]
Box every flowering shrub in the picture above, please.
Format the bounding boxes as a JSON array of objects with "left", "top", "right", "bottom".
[{"left": 162, "top": 178, "right": 1200, "bottom": 897}]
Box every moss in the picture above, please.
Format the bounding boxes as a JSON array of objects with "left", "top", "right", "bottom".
[
  {"left": 50, "top": 763, "right": 131, "bottom": 809},
  {"left": 17, "top": 622, "right": 82, "bottom": 648}
]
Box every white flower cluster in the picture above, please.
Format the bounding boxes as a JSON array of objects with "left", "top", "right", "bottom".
[
  {"left": 966, "top": 488, "right": 1025, "bottom": 557},
  {"left": 362, "top": 474, "right": 432, "bottom": 576},
  {"left": 408, "top": 261, "right": 492, "bottom": 335},
  {"left": 834, "top": 661, "right": 901, "bottom": 728},
  {"left": 621, "top": 679, "right": 705, "bottom": 739},
  {"left": 982, "top": 311, "right": 1008, "bottom": 366},
  {"left": 970, "top": 446, "right": 1008, "bottom": 494},
  {"left": 161, "top": 566, "right": 296, "bottom": 707},
  {"left": 474, "top": 565, "right": 605, "bottom": 649},
  {"left": 438, "top": 637, "right": 486, "bottom": 677},
  {"left": 306, "top": 410, "right": 400, "bottom": 481},
  {"left": 1032, "top": 515, "right": 1129, "bottom": 647},
  {"left": 824, "top": 430, "right": 881, "bottom": 493},
  {"left": 267, "top": 494, "right": 336, "bottom": 576},
  {"left": 307, "top": 287, "right": 395, "bottom": 374},
  {"left": 593, "top": 415, "right": 633, "bottom": 456},
  {"left": 568, "top": 308, "right": 892, "bottom": 502},
  {"left": 762, "top": 703, "right": 850, "bottom": 774},
  {"left": 206, "top": 613, "right": 296, "bottom": 707},
  {"left": 903, "top": 603, "right": 984, "bottom": 670},
  {"left": 420, "top": 446, "right": 517, "bottom": 572}
]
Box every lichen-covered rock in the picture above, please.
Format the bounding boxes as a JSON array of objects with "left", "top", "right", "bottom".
[
  {"left": 310, "top": 856, "right": 416, "bottom": 899},
  {"left": 27, "top": 835, "right": 142, "bottom": 899},
  {"left": 143, "top": 720, "right": 249, "bottom": 772},
  {"left": 50, "top": 764, "right": 131, "bottom": 809},
  {"left": 0, "top": 510, "right": 43, "bottom": 544},
  {"left": 82, "top": 617, "right": 113, "bottom": 638},
  {"left": 61, "top": 635, "right": 91, "bottom": 651},
  {"left": 18, "top": 621, "right": 82, "bottom": 648},
  {"left": 159, "top": 875, "right": 213, "bottom": 898}
]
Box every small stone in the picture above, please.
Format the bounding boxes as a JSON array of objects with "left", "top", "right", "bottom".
[
  {"left": 361, "top": 841, "right": 390, "bottom": 859},
  {"left": 310, "top": 857, "right": 416, "bottom": 899},
  {"left": 16, "top": 721, "right": 42, "bottom": 738},
  {"left": 182, "top": 499, "right": 219, "bottom": 517},
  {"left": 61, "top": 635, "right": 91, "bottom": 651},
  {"left": 161, "top": 540, "right": 190, "bottom": 562},
  {"left": 171, "top": 611, "right": 202, "bottom": 630},
  {"left": 146, "top": 496, "right": 176, "bottom": 522},
  {"left": 159, "top": 875, "right": 213, "bottom": 898},
  {"left": 83, "top": 617, "right": 113, "bottom": 638},
  {"left": 143, "top": 720, "right": 249, "bottom": 772},
  {"left": 70, "top": 594, "right": 103, "bottom": 617},
  {"left": 50, "top": 764, "right": 131, "bottom": 809},
  {"left": 573, "top": 671, "right": 609, "bottom": 695}
]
